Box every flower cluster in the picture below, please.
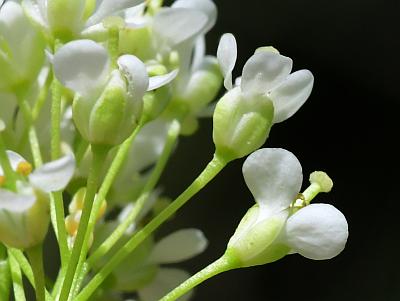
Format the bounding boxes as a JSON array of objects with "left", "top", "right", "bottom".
[{"left": 0, "top": 0, "right": 348, "bottom": 301}]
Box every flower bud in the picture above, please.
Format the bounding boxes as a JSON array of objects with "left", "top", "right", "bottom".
[
  {"left": 179, "top": 56, "right": 222, "bottom": 114},
  {"left": 226, "top": 205, "right": 290, "bottom": 268},
  {"left": 0, "top": 2, "right": 45, "bottom": 93},
  {"left": 213, "top": 87, "right": 274, "bottom": 162},
  {"left": 142, "top": 85, "right": 172, "bottom": 124},
  {"left": 119, "top": 26, "right": 155, "bottom": 61},
  {"left": 73, "top": 70, "right": 142, "bottom": 146},
  {"left": 47, "top": 0, "right": 86, "bottom": 40}
]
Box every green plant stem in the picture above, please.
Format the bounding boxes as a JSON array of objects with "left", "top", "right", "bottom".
[
  {"left": 29, "top": 128, "right": 43, "bottom": 167},
  {"left": 32, "top": 70, "right": 53, "bottom": 121},
  {"left": 7, "top": 249, "right": 26, "bottom": 301},
  {"left": 0, "top": 132, "right": 17, "bottom": 191},
  {"left": 69, "top": 123, "right": 144, "bottom": 297},
  {"left": 26, "top": 245, "right": 46, "bottom": 301},
  {"left": 160, "top": 255, "right": 235, "bottom": 301},
  {"left": 50, "top": 77, "right": 62, "bottom": 160},
  {"left": 51, "top": 191, "right": 69, "bottom": 267},
  {"left": 75, "top": 153, "right": 228, "bottom": 301},
  {"left": 88, "top": 120, "right": 180, "bottom": 266},
  {"left": 58, "top": 146, "right": 108, "bottom": 301},
  {"left": 9, "top": 249, "right": 53, "bottom": 301}
]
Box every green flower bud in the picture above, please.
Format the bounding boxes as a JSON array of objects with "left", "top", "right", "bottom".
[
  {"left": 0, "top": 2, "right": 45, "bottom": 93},
  {"left": 73, "top": 70, "right": 142, "bottom": 146},
  {"left": 47, "top": 0, "right": 86, "bottom": 40},
  {"left": 142, "top": 86, "right": 172, "bottom": 123},
  {"left": 119, "top": 26, "right": 155, "bottom": 61},
  {"left": 226, "top": 206, "right": 290, "bottom": 268},
  {"left": 213, "top": 87, "right": 274, "bottom": 162},
  {"left": 180, "top": 56, "right": 223, "bottom": 114}
]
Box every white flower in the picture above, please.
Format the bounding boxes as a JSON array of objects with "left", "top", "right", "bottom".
[
  {"left": 217, "top": 33, "right": 314, "bottom": 123},
  {"left": 227, "top": 148, "right": 348, "bottom": 267},
  {"left": 0, "top": 151, "right": 75, "bottom": 249},
  {"left": 52, "top": 39, "right": 177, "bottom": 145}
]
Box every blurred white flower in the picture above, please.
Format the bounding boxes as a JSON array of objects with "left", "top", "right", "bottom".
[{"left": 0, "top": 151, "right": 75, "bottom": 248}]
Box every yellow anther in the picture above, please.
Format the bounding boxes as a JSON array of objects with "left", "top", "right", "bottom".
[
  {"left": 0, "top": 175, "right": 5, "bottom": 186},
  {"left": 16, "top": 161, "right": 33, "bottom": 176},
  {"left": 69, "top": 187, "right": 86, "bottom": 214},
  {"left": 65, "top": 211, "right": 81, "bottom": 236}
]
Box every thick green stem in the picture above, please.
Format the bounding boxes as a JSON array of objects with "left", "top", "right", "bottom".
[
  {"left": 75, "top": 153, "right": 228, "bottom": 301},
  {"left": 8, "top": 249, "right": 26, "bottom": 301},
  {"left": 160, "top": 255, "right": 236, "bottom": 301},
  {"left": 58, "top": 146, "right": 108, "bottom": 301},
  {"left": 26, "top": 245, "right": 46, "bottom": 301}
]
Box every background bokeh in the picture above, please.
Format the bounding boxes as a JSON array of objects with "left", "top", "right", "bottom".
[{"left": 159, "top": 0, "right": 400, "bottom": 300}]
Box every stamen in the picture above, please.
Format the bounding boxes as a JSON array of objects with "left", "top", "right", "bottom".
[
  {"left": 302, "top": 171, "right": 333, "bottom": 205},
  {"left": 0, "top": 175, "right": 5, "bottom": 186},
  {"left": 16, "top": 161, "right": 33, "bottom": 176}
]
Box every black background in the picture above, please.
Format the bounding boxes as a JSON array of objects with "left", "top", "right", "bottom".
[{"left": 160, "top": 0, "right": 400, "bottom": 300}]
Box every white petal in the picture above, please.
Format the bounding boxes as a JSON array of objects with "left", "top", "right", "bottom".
[
  {"left": 284, "top": 204, "right": 348, "bottom": 260},
  {"left": 269, "top": 70, "right": 314, "bottom": 123},
  {"left": 53, "top": 40, "right": 110, "bottom": 97},
  {"left": 153, "top": 8, "right": 208, "bottom": 48},
  {"left": 147, "top": 69, "right": 178, "bottom": 91},
  {"left": 0, "top": 150, "right": 27, "bottom": 176},
  {"left": 217, "top": 33, "right": 237, "bottom": 90},
  {"left": 29, "top": 155, "right": 75, "bottom": 192},
  {"left": 150, "top": 229, "right": 208, "bottom": 264},
  {"left": 0, "top": 189, "right": 35, "bottom": 212},
  {"left": 241, "top": 52, "right": 293, "bottom": 98},
  {"left": 86, "top": 0, "right": 144, "bottom": 26},
  {"left": 6, "top": 150, "right": 27, "bottom": 170},
  {"left": 139, "top": 268, "right": 192, "bottom": 301},
  {"left": 172, "top": 0, "right": 217, "bottom": 33},
  {"left": 117, "top": 54, "right": 149, "bottom": 101},
  {"left": 242, "top": 148, "right": 302, "bottom": 214}
]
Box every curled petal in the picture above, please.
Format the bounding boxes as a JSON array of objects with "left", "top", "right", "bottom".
[
  {"left": 242, "top": 148, "right": 302, "bottom": 214},
  {"left": 217, "top": 33, "right": 237, "bottom": 90},
  {"left": 172, "top": 0, "right": 217, "bottom": 33},
  {"left": 269, "top": 69, "right": 314, "bottom": 123},
  {"left": 241, "top": 51, "right": 292, "bottom": 98},
  {"left": 153, "top": 7, "right": 208, "bottom": 48},
  {"left": 285, "top": 204, "right": 348, "bottom": 260},
  {"left": 139, "top": 268, "right": 192, "bottom": 301},
  {"left": 150, "top": 229, "right": 208, "bottom": 264},
  {"left": 117, "top": 54, "right": 149, "bottom": 101},
  {"left": 148, "top": 69, "right": 179, "bottom": 91},
  {"left": 29, "top": 154, "right": 75, "bottom": 192},
  {"left": 86, "top": 0, "right": 144, "bottom": 26},
  {"left": 53, "top": 40, "right": 110, "bottom": 97}
]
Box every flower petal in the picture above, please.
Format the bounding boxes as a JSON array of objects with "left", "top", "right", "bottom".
[
  {"left": 148, "top": 69, "right": 179, "bottom": 91},
  {"left": 29, "top": 154, "right": 75, "bottom": 192},
  {"left": 284, "top": 203, "right": 348, "bottom": 260},
  {"left": 117, "top": 54, "right": 149, "bottom": 101},
  {"left": 217, "top": 33, "right": 237, "bottom": 90},
  {"left": 0, "top": 150, "right": 28, "bottom": 176},
  {"left": 153, "top": 7, "right": 208, "bottom": 48},
  {"left": 172, "top": 0, "right": 217, "bottom": 33},
  {"left": 139, "top": 268, "right": 192, "bottom": 301},
  {"left": 242, "top": 148, "right": 302, "bottom": 214},
  {"left": 86, "top": 0, "right": 144, "bottom": 26},
  {"left": 0, "top": 189, "right": 35, "bottom": 212},
  {"left": 269, "top": 69, "right": 314, "bottom": 123},
  {"left": 53, "top": 39, "right": 110, "bottom": 97},
  {"left": 21, "top": 0, "right": 47, "bottom": 28},
  {"left": 241, "top": 52, "right": 292, "bottom": 98},
  {"left": 150, "top": 229, "right": 208, "bottom": 264}
]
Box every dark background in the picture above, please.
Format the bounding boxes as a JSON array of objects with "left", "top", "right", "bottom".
[{"left": 160, "top": 0, "right": 400, "bottom": 300}]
